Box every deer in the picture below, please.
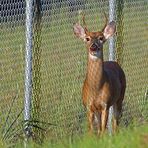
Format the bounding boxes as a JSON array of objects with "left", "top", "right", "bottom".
[{"left": 73, "top": 15, "right": 126, "bottom": 136}]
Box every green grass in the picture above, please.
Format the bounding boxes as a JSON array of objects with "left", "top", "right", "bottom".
[
  {"left": 8, "top": 124, "right": 147, "bottom": 148},
  {"left": 0, "top": 1, "right": 148, "bottom": 146}
]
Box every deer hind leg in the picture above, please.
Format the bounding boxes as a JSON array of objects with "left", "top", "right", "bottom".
[
  {"left": 112, "top": 77, "right": 126, "bottom": 133},
  {"left": 112, "top": 103, "right": 122, "bottom": 133}
]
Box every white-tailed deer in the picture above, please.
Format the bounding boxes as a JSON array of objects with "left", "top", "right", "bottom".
[{"left": 73, "top": 15, "right": 126, "bottom": 135}]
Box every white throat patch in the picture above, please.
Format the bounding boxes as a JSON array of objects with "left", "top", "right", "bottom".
[
  {"left": 89, "top": 53, "right": 99, "bottom": 61},
  {"left": 89, "top": 50, "right": 102, "bottom": 61}
]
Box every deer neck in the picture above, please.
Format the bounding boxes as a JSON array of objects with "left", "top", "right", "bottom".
[{"left": 86, "top": 50, "right": 104, "bottom": 90}]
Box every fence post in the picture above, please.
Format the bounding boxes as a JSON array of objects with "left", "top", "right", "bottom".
[
  {"left": 108, "top": 0, "right": 116, "bottom": 135},
  {"left": 24, "top": 0, "right": 33, "bottom": 139}
]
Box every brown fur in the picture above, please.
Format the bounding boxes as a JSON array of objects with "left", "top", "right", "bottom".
[
  {"left": 82, "top": 59, "right": 126, "bottom": 135},
  {"left": 73, "top": 19, "right": 126, "bottom": 135}
]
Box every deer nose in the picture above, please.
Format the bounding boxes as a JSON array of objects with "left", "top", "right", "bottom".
[{"left": 90, "top": 43, "right": 98, "bottom": 51}]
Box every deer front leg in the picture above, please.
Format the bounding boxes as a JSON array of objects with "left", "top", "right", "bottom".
[
  {"left": 101, "top": 108, "right": 109, "bottom": 134},
  {"left": 87, "top": 110, "right": 94, "bottom": 134},
  {"left": 96, "top": 113, "right": 101, "bottom": 136}
]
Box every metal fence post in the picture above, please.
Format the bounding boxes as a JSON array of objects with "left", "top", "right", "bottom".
[
  {"left": 108, "top": 0, "right": 116, "bottom": 135},
  {"left": 24, "top": 0, "right": 33, "bottom": 138}
]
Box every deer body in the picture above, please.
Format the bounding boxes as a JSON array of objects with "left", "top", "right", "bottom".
[
  {"left": 83, "top": 61, "right": 122, "bottom": 110},
  {"left": 73, "top": 15, "right": 126, "bottom": 135}
]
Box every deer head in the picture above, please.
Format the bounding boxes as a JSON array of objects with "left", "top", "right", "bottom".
[{"left": 73, "top": 14, "right": 116, "bottom": 60}]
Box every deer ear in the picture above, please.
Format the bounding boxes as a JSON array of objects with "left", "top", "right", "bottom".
[
  {"left": 73, "top": 23, "right": 86, "bottom": 40},
  {"left": 103, "top": 21, "right": 116, "bottom": 39}
]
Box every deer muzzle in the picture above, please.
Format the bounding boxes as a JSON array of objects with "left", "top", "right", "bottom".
[{"left": 90, "top": 43, "right": 97, "bottom": 51}]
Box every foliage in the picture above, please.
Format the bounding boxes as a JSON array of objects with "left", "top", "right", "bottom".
[{"left": 13, "top": 124, "right": 148, "bottom": 148}]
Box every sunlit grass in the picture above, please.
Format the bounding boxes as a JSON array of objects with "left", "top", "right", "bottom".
[
  {"left": 12, "top": 124, "right": 148, "bottom": 148},
  {"left": 0, "top": 1, "right": 148, "bottom": 147}
]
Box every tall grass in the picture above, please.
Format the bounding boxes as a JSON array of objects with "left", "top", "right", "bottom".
[{"left": 12, "top": 124, "right": 148, "bottom": 148}]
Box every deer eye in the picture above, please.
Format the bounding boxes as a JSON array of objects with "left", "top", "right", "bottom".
[{"left": 85, "top": 37, "right": 91, "bottom": 42}]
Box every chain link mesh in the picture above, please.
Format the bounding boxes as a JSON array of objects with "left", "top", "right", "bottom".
[
  {"left": 1, "top": 0, "right": 25, "bottom": 144},
  {"left": 0, "top": 0, "right": 148, "bottom": 145}
]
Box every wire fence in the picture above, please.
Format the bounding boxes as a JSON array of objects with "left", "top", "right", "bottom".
[{"left": 0, "top": 0, "right": 148, "bottom": 146}]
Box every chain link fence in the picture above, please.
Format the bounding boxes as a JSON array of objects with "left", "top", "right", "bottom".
[{"left": 0, "top": 0, "right": 148, "bottom": 146}]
